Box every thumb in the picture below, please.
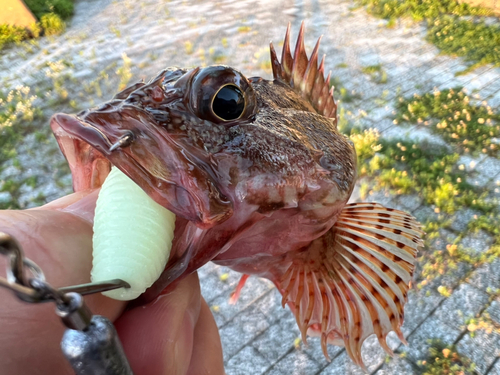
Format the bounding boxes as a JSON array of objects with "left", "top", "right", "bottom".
[{"left": 0, "top": 191, "right": 126, "bottom": 375}]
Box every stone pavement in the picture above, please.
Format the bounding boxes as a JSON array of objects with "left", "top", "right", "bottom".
[{"left": 1, "top": 0, "right": 500, "bottom": 373}]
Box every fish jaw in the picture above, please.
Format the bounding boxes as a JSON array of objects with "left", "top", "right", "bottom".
[{"left": 50, "top": 110, "right": 233, "bottom": 229}]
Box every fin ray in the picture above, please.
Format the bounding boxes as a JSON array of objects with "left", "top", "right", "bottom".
[{"left": 278, "top": 202, "right": 423, "bottom": 366}]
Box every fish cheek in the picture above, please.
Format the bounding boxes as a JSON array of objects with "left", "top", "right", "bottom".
[{"left": 108, "top": 116, "right": 233, "bottom": 227}]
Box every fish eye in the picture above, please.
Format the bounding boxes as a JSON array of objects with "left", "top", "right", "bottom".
[
  {"left": 189, "top": 66, "right": 256, "bottom": 124},
  {"left": 212, "top": 84, "right": 245, "bottom": 121}
]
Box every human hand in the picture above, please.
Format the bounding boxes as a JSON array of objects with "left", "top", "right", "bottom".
[{"left": 0, "top": 190, "right": 224, "bottom": 375}]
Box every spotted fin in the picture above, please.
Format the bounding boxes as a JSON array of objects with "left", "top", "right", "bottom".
[
  {"left": 278, "top": 202, "right": 424, "bottom": 367},
  {"left": 269, "top": 22, "right": 337, "bottom": 121}
]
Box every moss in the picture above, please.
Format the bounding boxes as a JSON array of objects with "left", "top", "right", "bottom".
[
  {"left": 40, "top": 13, "right": 65, "bottom": 36},
  {"left": 330, "top": 77, "right": 363, "bottom": 103},
  {"left": 361, "top": 64, "right": 388, "bottom": 84},
  {"left": 0, "top": 0, "right": 74, "bottom": 50},
  {"left": 350, "top": 128, "right": 383, "bottom": 168},
  {"left": 24, "top": 0, "right": 74, "bottom": 20},
  {"left": 0, "top": 24, "right": 29, "bottom": 50},
  {"left": 427, "top": 16, "right": 500, "bottom": 74},
  {"left": 356, "top": 0, "right": 499, "bottom": 71},
  {"left": 419, "top": 339, "right": 475, "bottom": 374},
  {"left": 357, "top": 0, "right": 488, "bottom": 21},
  {"left": 395, "top": 88, "right": 500, "bottom": 156}
]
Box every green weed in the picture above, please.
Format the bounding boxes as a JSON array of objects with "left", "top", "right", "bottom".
[
  {"left": 0, "top": 25, "right": 29, "bottom": 50},
  {"left": 237, "top": 26, "right": 251, "bottom": 33},
  {"left": 418, "top": 339, "right": 475, "bottom": 374},
  {"left": 116, "top": 53, "right": 132, "bottom": 91},
  {"left": 427, "top": 16, "right": 500, "bottom": 74},
  {"left": 24, "top": 0, "right": 74, "bottom": 20},
  {"left": 356, "top": 0, "right": 498, "bottom": 71},
  {"left": 330, "top": 77, "right": 362, "bottom": 103},
  {"left": 395, "top": 88, "right": 500, "bottom": 156},
  {"left": 361, "top": 64, "right": 388, "bottom": 84},
  {"left": 0, "top": 0, "right": 73, "bottom": 50}
]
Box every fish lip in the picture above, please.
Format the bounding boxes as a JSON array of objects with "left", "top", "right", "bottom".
[{"left": 51, "top": 111, "right": 233, "bottom": 228}]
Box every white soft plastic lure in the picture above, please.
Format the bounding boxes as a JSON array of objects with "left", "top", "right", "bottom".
[{"left": 92, "top": 166, "right": 176, "bottom": 300}]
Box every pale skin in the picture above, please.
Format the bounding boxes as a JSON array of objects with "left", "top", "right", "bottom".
[{"left": 0, "top": 190, "right": 224, "bottom": 375}]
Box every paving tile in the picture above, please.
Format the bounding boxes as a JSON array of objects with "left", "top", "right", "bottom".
[
  {"left": 300, "top": 337, "right": 345, "bottom": 369},
  {"left": 467, "top": 259, "right": 500, "bottom": 293},
  {"left": 356, "top": 334, "right": 395, "bottom": 373},
  {"left": 458, "top": 154, "right": 487, "bottom": 172},
  {"left": 457, "top": 329, "right": 500, "bottom": 374},
  {"left": 403, "top": 316, "right": 462, "bottom": 363},
  {"left": 208, "top": 277, "right": 274, "bottom": 323},
  {"left": 434, "top": 284, "right": 490, "bottom": 331},
  {"left": 253, "top": 287, "right": 292, "bottom": 325},
  {"left": 449, "top": 209, "right": 482, "bottom": 232},
  {"left": 399, "top": 289, "right": 444, "bottom": 335},
  {"left": 487, "top": 300, "right": 500, "bottom": 324},
  {"left": 460, "top": 230, "right": 495, "bottom": 255},
  {"left": 317, "top": 351, "right": 367, "bottom": 375},
  {"left": 200, "top": 267, "right": 241, "bottom": 304},
  {"left": 396, "top": 194, "right": 423, "bottom": 212},
  {"left": 265, "top": 350, "right": 321, "bottom": 375},
  {"left": 226, "top": 346, "right": 271, "bottom": 375},
  {"left": 374, "top": 355, "right": 416, "bottom": 375},
  {"left": 412, "top": 206, "right": 439, "bottom": 225},
  {"left": 475, "top": 157, "right": 500, "bottom": 180},
  {"left": 252, "top": 312, "right": 299, "bottom": 363},
  {"left": 219, "top": 306, "right": 270, "bottom": 362},
  {"left": 365, "top": 189, "right": 395, "bottom": 207},
  {"left": 430, "top": 229, "right": 458, "bottom": 251},
  {"left": 488, "top": 359, "right": 500, "bottom": 375}
]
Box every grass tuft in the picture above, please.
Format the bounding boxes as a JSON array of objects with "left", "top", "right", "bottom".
[
  {"left": 395, "top": 87, "right": 500, "bottom": 155},
  {"left": 355, "top": 0, "right": 499, "bottom": 71}
]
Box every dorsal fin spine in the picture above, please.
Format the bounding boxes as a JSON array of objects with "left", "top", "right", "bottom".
[
  {"left": 281, "top": 24, "right": 293, "bottom": 79},
  {"left": 269, "top": 42, "right": 282, "bottom": 80},
  {"left": 270, "top": 23, "right": 337, "bottom": 122}
]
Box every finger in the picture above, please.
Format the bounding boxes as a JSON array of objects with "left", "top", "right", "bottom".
[
  {"left": 186, "top": 299, "right": 224, "bottom": 375},
  {"left": 0, "top": 207, "right": 126, "bottom": 375},
  {"left": 115, "top": 273, "right": 206, "bottom": 375},
  {"left": 33, "top": 189, "right": 99, "bottom": 224}
]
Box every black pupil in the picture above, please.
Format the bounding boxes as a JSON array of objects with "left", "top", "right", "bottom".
[{"left": 212, "top": 85, "right": 245, "bottom": 120}]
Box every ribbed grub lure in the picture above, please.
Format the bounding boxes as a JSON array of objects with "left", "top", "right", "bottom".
[{"left": 92, "top": 167, "right": 176, "bottom": 300}]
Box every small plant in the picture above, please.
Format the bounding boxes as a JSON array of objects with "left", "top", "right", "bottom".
[
  {"left": 237, "top": 26, "right": 251, "bottom": 33},
  {"left": 0, "top": 0, "right": 74, "bottom": 50},
  {"left": 330, "top": 77, "right": 362, "bottom": 103},
  {"left": 395, "top": 88, "right": 500, "bottom": 156},
  {"left": 116, "top": 53, "right": 132, "bottom": 91},
  {"left": 350, "top": 128, "right": 382, "bottom": 169},
  {"left": 355, "top": 0, "right": 498, "bottom": 71},
  {"left": 24, "top": 0, "right": 74, "bottom": 20},
  {"left": 427, "top": 16, "right": 500, "bottom": 75},
  {"left": 361, "top": 64, "right": 388, "bottom": 84},
  {"left": 40, "top": 13, "right": 65, "bottom": 36},
  {"left": 0, "top": 25, "right": 28, "bottom": 50},
  {"left": 419, "top": 339, "right": 475, "bottom": 374}
]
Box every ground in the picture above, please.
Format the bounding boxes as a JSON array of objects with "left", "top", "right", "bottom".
[{"left": 1, "top": 0, "right": 500, "bottom": 374}]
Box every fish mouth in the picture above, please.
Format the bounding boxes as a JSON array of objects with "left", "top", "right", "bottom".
[
  {"left": 51, "top": 112, "right": 232, "bottom": 227},
  {"left": 50, "top": 111, "right": 233, "bottom": 303}
]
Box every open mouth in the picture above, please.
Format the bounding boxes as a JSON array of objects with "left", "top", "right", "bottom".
[{"left": 50, "top": 112, "right": 231, "bottom": 304}]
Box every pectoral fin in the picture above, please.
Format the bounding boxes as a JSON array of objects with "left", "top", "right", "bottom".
[{"left": 278, "top": 202, "right": 424, "bottom": 367}]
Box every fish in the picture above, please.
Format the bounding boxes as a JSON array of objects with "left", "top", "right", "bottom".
[{"left": 50, "top": 23, "right": 424, "bottom": 367}]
